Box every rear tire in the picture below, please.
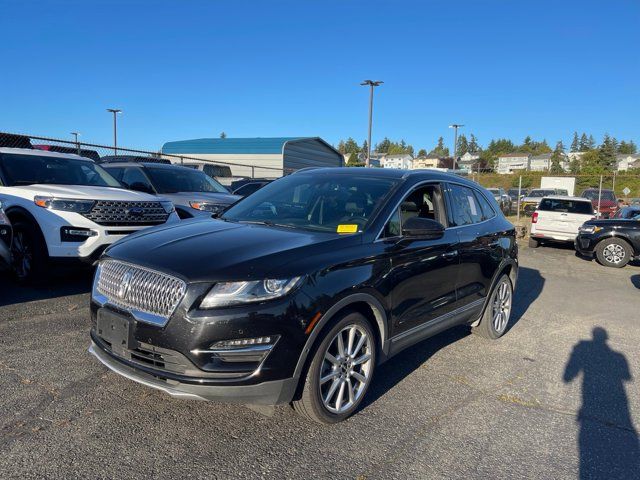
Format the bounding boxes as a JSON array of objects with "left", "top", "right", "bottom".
[
  {"left": 528, "top": 237, "right": 540, "bottom": 248},
  {"left": 595, "top": 238, "right": 631, "bottom": 268},
  {"left": 11, "top": 220, "right": 49, "bottom": 283},
  {"left": 472, "top": 275, "right": 513, "bottom": 340},
  {"left": 292, "top": 312, "right": 376, "bottom": 424}
]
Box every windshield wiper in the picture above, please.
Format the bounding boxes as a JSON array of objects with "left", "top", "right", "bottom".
[{"left": 238, "top": 220, "right": 298, "bottom": 229}]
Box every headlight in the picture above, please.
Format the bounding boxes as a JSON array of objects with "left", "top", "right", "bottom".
[
  {"left": 34, "top": 196, "right": 94, "bottom": 213},
  {"left": 160, "top": 200, "right": 175, "bottom": 214},
  {"left": 189, "top": 201, "right": 225, "bottom": 214},
  {"left": 200, "top": 277, "right": 303, "bottom": 309},
  {"left": 579, "top": 225, "right": 602, "bottom": 234}
]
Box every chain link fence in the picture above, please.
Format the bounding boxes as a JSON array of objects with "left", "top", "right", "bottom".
[{"left": 0, "top": 132, "right": 289, "bottom": 182}]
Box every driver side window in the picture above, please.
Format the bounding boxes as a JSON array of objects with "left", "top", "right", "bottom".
[{"left": 383, "top": 184, "right": 446, "bottom": 238}]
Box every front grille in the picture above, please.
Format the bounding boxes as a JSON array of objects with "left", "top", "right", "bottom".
[
  {"left": 96, "top": 260, "right": 186, "bottom": 325},
  {"left": 82, "top": 200, "right": 169, "bottom": 226}
]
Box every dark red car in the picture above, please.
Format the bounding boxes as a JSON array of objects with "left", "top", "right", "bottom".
[{"left": 581, "top": 188, "right": 617, "bottom": 218}]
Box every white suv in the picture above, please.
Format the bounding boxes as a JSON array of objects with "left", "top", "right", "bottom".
[
  {"left": 0, "top": 148, "right": 179, "bottom": 281},
  {"left": 529, "top": 196, "right": 594, "bottom": 248}
]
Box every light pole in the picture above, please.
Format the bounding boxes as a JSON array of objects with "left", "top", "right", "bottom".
[
  {"left": 70, "top": 132, "right": 80, "bottom": 155},
  {"left": 449, "top": 124, "right": 464, "bottom": 170},
  {"left": 360, "top": 80, "right": 383, "bottom": 167},
  {"left": 107, "top": 108, "right": 122, "bottom": 156}
]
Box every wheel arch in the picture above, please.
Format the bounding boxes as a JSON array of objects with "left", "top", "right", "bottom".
[{"left": 292, "top": 293, "right": 390, "bottom": 382}]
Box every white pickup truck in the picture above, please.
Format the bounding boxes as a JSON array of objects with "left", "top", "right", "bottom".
[
  {"left": 0, "top": 147, "right": 179, "bottom": 281},
  {"left": 529, "top": 196, "right": 594, "bottom": 248}
]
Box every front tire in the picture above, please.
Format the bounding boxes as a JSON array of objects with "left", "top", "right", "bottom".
[
  {"left": 292, "top": 312, "right": 376, "bottom": 424},
  {"left": 595, "top": 238, "right": 631, "bottom": 268},
  {"left": 11, "top": 220, "right": 49, "bottom": 283},
  {"left": 528, "top": 237, "right": 540, "bottom": 248},
  {"left": 472, "top": 274, "right": 513, "bottom": 339}
]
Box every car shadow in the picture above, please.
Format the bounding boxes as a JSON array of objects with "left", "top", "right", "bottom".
[
  {"left": 362, "top": 266, "right": 544, "bottom": 409},
  {"left": 563, "top": 327, "right": 639, "bottom": 478},
  {"left": 631, "top": 275, "right": 640, "bottom": 289},
  {"left": 0, "top": 266, "right": 93, "bottom": 307}
]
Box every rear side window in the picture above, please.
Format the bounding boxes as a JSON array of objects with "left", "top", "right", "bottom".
[
  {"left": 448, "top": 184, "right": 483, "bottom": 226},
  {"left": 474, "top": 190, "right": 496, "bottom": 220},
  {"left": 538, "top": 198, "right": 593, "bottom": 214}
]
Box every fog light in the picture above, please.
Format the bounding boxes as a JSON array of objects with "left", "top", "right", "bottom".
[
  {"left": 191, "top": 336, "right": 279, "bottom": 363},
  {"left": 61, "top": 227, "right": 98, "bottom": 242}
]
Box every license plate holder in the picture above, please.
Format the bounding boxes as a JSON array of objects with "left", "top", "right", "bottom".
[{"left": 97, "top": 309, "right": 134, "bottom": 351}]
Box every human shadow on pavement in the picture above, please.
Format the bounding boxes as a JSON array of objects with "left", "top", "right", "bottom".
[{"left": 563, "top": 327, "right": 639, "bottom": 480}]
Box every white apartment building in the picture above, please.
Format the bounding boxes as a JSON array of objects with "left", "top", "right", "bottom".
[{"left": 496, "top": 153, "right": 531, "bottom": 174}]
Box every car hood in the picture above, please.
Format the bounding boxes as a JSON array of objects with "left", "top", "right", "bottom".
[
  {"left": 583, "top": 218, "right": 640, "bottom": 229},
  {"left": 160, "top": 191, "right": 240, "bottom": 206},
  {"left": 103, "top": 219, "right": 362, "bottom": 282},
  {"left": 14, "top": 185, "right": 162, "bottom": 202}
]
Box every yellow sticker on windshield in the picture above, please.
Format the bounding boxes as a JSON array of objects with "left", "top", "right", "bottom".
[{"left": 337, "top": 224, "right": 359, "bottom": 234}]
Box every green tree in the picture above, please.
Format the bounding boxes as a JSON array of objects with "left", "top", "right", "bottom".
[
  {"left": 344, "top": 137, "right": 360, "bottom": 156},
  {"left": 550, "top": 141, "right": 565, "bottom": 174},
  {"left": 347, "top": 152, "right": 363, "bottom": 166},
  {"left": 587, "top": 134, "right": 596, "bottom": 149},
  {"left": 599, "top": 134, "right": 618, "bottom": 170},
  {"left": 456, "top": 134, "right": 469, "bottom": 157},
  {"left": 468, "top": 134, "right": 480, "bottom": 153},
  {"left": 336, "top": 139, "right": 346, "bottom": 154},
  {"left": 570, "top": 132, "right": 579, "bottom": 152},
  {"left": 429, "top": 136, "right": 450, "bottom": 157},
  {"left": 579, "top": 133, "right": 590, "bottom": 151},
  {"left": 375, "top": 137, "right": 391, "bottom": 154},
  {"left": 417, "top": 148, "right": 427, "bottom": 157},
  {"left": 618, "top": 140, "right": 638, "bottom": 154},
  {"left": 580, "top": 150, "right": 605, "bottom": 174}
]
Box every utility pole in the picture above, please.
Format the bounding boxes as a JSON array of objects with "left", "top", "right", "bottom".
[
  {"left": 360, "top": 80, "right": 383, "bottom": 167},
  {"left": 106, "top": 108, "right": 122, "bottom": 156},
  {"left": 449, "top": 124, "right": 464, "bottom": 170},
  {"left": 70, "top": 132, "right": 80, "bottom": 155}
]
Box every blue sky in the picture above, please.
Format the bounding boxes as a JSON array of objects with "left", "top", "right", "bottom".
[{"left": 1, "top": 0, "right": 638, "bottom": 152}]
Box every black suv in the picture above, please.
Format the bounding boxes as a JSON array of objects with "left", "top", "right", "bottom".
[
  {"left": 89, "top": 168, "right": 518, "bottom": 423},
  {"left": 576, "top": 216, "right": 640, "bottom": 268}
]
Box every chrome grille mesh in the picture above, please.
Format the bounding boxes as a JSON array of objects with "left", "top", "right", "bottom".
[
  {"left": 82, "top": 200, "right": 169, "bottom": 226},
  {"left": 96, "top": 260, "right": 186, "bottom": 323}
]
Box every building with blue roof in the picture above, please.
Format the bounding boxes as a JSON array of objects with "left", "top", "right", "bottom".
[{"left": 161, "top": 137, "right": 343, "bottom": 179}]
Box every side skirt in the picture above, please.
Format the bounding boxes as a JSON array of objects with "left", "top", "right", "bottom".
[{"left": 387, "top": 299, "right": 484, "bottom": 357}]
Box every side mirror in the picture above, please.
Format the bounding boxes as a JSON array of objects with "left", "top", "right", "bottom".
[
  {"left": 402, "top": 217, "right": 445, "bottom": 240},
  {"left": 129, "top": 182, "right": 154, "bottom": 194}
]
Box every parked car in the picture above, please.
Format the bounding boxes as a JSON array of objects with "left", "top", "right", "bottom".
[
  {"left": 33, "top": 144, "right": 101, "bottom": 162},
  {"left": 102, "top": 162, "right": 240, "bottom": 219},
  {"left": 231, "top": 179, "right": 272, "bottom": 197},
  {"left": 0, "top": 201, "right": 12, "bottom": 271},
  {"left": 576, "top": 216, "right": 640, "bottom": 268},
  {"left": 508, "top": 188, "right": 529, "bottom": 203},
  {"left": 487, "top": 188, "right": 511, "bottom": 214},
  {"left": 180, "top": 162, "right": 234, "bottom": 185},
  {"left": 612, "top": 206, "right": 640, "bottom": 219},
  {"left": 529, "top": 196, "right": 594, "bottom": 248},
  {"left": 0, "top": 147, "right": 179, "bottom": 281},
  {"left": 89, "top": 168, "right": 518, "bottom": 424},
  {"left": 580, "top": 188, "right": 617, "bottom": 218},
  {"left": 520, "top": 189, "right": 561, "bottom": 216},
  {"left": 99, "top": 155, "right": 170, "bottom": 165}
]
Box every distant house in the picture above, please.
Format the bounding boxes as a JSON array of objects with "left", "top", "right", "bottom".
[
  {"left": 530, "top": 153, "right": 552, "bottom": 172},
  {"left": 496, "top": 153, "right": 531, "bottom": 174},
  {"left": 381, "top": 154, "right": 413, "bottom": 170},
  {"left": 457, "top": 152, "right": 480, "bottom": 171},
  {"left": 412, "top": 156, "right": 441, "bottom": 169},
  {"left": 616, "top": 154, "right": 640, "bottom": 172}
]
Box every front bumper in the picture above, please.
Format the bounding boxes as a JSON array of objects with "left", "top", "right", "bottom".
[
  {"left": 575, "top": 234, "right": 596, "bottom": 256},
  {"left": 89, "top": 341, "right": 297, "bottom": 404}
]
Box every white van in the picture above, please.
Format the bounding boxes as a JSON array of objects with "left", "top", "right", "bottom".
[{"left": 529, "top": 196, "right": 594, "bottom": 248}]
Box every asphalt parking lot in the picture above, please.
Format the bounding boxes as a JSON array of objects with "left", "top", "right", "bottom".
[{"left": 1, "top": 244, "right": 639, "bottom": 479}]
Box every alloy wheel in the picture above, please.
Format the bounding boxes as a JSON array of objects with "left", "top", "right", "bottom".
[
  {"left": 11, "top": 230, "right": 32, "bottom": 279},
  {"left": 491, "top": 279, "right": 511, "bottom": 334},
  {"left": 319, "top": 324, "right": 373, "bottom": 414},
  {"left": 603, "top": 244, "right": 625, "bottom": 264}
]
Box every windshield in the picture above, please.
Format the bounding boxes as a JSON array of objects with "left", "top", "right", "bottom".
[
  {"left": 145, "top": 167, "right": 228, "bottom": 194},
  {"left": 221, "top": 173, "right": 400, "bottom": 233},
  {"left": 538, "top": 198, "right": 593, "bottom": 214},
  {"left": 0, "top": 153, "right": 120, "bottom": 187},
  {"left": 582, "top": 190, "right": 616, "bottom": 201},
  {"left": 529, "top": 190, "right": 555, "bottom": 198}
]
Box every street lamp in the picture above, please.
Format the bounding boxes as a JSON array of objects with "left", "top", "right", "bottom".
[
  {"left": 107, "top": 108, "right": 122, "bottom": 156},
  {"left": 449, "top": 123, "right": 464, "bottom": 170},
  {"left": 70, "top": 132, "right": 80, "bottom": 155},
  {"left": 360, "top": 80, "right": 383, "bottom": 167}
]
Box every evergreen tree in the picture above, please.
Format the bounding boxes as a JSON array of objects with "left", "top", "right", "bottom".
[
  {"left": 549, "top": 141, "right": 565, "bottom": 174},
  {"left": 579, "top": 133, "right": 589, "bottom": 151},
  {"left": 337, "top": 140, "right": 346, "bottom": 154},
  {"left": 570, "top": 132, "right": 579, "bottom": 152},
  {"left": 220, "top": 131, "right": 227, "bottom": 139},
  {"left": 417, "top": 149, "right": 427, "bottom": 157},
  {"left": 618, "top": 140, "right": 637, "bottom": 154},
  {"left": 598, "top": 134, "right": 618, "bottom": 170},
  {"left": 468, "top": 134, "right": 480, "bottom": 153},
  {"left": 343, "top": 137, "right": 360, "bottom": 156},
  {"left": 429, "top": 136, "right": 450, "bottom": 157},
  {"left": 587, "top": 134, "right": 596, "bottom": 149},
  {"left": 360, "top": 140, "right": 369, "bottom": 158},
  {"left": 375, "top": 137, "right": 391, "bottom": 154},
  {"left": 456, "top": 134, "right": 469, "bottom": 157}
]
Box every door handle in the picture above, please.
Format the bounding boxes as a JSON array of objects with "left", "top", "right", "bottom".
[{"left": 442, "top": 250, "right": 458, "bottom": 259}]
